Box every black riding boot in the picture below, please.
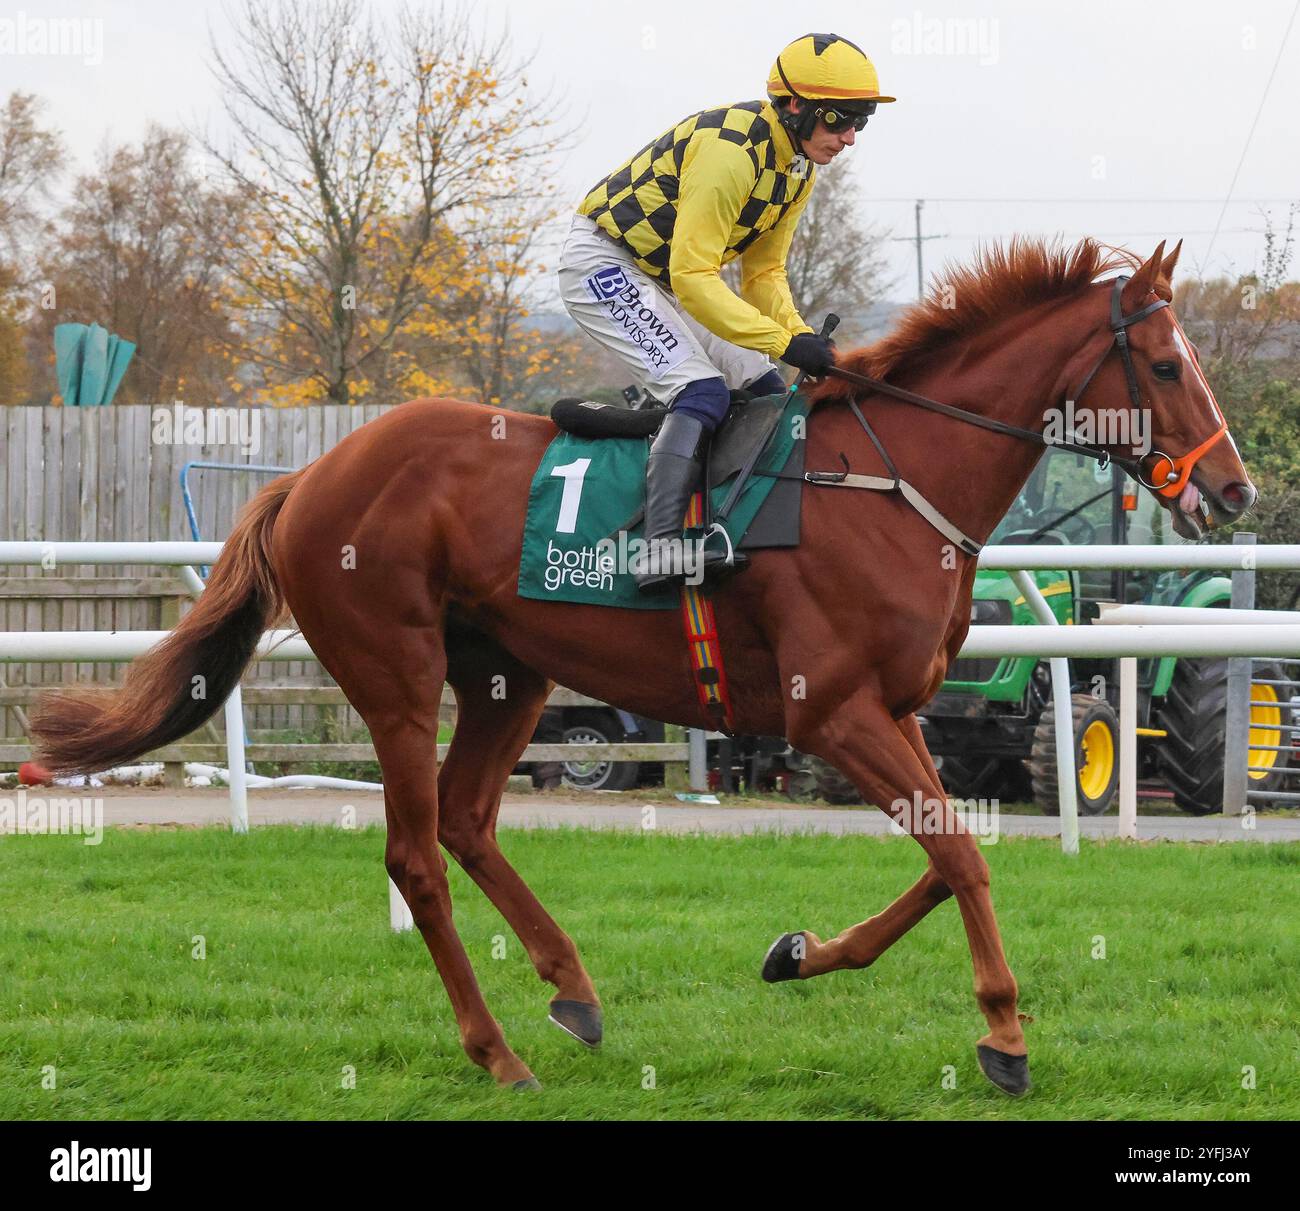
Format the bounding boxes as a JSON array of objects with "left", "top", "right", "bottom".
[{"left": 634, "top": 411, "right": 749, "bottom": 595}]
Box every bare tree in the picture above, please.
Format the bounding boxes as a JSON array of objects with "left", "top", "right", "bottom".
[
  {"left": 429, "top": 199, "right": 563, "bottom": 407},
  {"left": 783, "top": 167, "right": 895, "bottom": 341},
  {"left": 0, "top": 92, "right": 65, "bottom": 267},
  {"left": 0, "top": 93, "right": 65, "bottom": 402},
  {"left": 204, "top": 0, "right": 568, "bottom": 404},
  {"left": 1176, "top": 205, "right": 1300, "bottom": 372},
  {"left": 32, "top": 127, "right": 238, "bottom": 403}
]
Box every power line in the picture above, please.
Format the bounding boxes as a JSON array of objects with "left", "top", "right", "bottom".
[{"left": 1204, "top": 0, "right": 1300, "bottom": 264}]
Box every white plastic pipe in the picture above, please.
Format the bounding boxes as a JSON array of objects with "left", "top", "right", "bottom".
[
  {"left": 1, "top": 762, "right": 383, "bottom": 793},
  {"left": 183, "top": 764, "right": 382, "bottom": 792}
]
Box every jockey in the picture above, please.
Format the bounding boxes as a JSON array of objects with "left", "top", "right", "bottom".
[{"left": 558, "top": 33, "right": 894, "bottom": 592}]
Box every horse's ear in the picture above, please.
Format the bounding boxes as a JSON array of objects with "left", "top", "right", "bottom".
[
  {"left": 1121, "top": 241, "right": 1166, "bottom": 309},
  {"left": 1160, "top": 239, "right": 1183, "bottom": 282}
]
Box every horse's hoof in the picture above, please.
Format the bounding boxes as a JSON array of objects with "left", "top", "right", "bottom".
[
  {"left": 548, "top": 999, "right": 603, "bottom": 1048},
  {"left": 761, "top": 932, "right": 806, "bottom": 983},
  {"left": 976, "top": 1044, "right": 1032, "bottom": 1096},
  {"left": 511, "top": 1076, "right": 542, "bottom": 1092}
]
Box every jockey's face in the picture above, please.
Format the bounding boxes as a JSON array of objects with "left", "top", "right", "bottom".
[{"left": 786, "top": 97, "right": 859, "bottom": 165}]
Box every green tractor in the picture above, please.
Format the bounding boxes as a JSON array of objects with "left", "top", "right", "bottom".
[{"left": 810, "top": 449, "right": 1291, "bottom": 814}]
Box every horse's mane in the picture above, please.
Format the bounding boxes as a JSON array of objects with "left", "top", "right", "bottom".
[{"left": 814, "top": 237, "right": 1141, "bottom": 399}]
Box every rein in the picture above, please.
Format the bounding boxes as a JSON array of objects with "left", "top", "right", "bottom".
[{"left": 790, "top": 275, "right": 1229, "bottom": 553}]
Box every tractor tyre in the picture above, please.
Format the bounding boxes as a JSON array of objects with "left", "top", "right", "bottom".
[
  {"left": 937, "top": 754, "right": 1033, "bottom": 803},
  {"left": 1029, "top": 694, "right": 1120, "bottom": 816},
  {"left": 1154, "top": 658, "right": 1292, "bottom": 815},
  {"left": 806, "top": 756, "right": 864, "bottom": 805}
]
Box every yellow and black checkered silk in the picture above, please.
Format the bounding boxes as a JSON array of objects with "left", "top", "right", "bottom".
[{"left": 578, "top": 101, "right": 811, "bottom": 288}]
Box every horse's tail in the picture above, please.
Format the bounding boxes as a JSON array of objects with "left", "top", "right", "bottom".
[{"left": 30, "top": 469, "right": 305, "bottom": 775}]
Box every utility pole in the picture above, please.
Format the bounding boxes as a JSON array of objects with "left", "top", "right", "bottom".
[
  {"left": 915, "top": 199, "right": 925, "bottom": 300},
  {"left": 890, "top": 199, "right": 944, "bottom": 301}
]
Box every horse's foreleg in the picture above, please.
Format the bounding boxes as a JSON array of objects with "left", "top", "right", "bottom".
[
  {"left": 439, "top": 638, "right": 602, "bottom": 1046},
  {"left": 782, "top": 691, "right": 1029, "bottom": 1094},
  {"left": 774, "top": 864, "right": 952, "bottom": 978}
]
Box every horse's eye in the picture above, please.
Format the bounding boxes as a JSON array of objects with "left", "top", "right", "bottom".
[{"left": 1152, "top": 361, "right": 1180, "bottom": 381}]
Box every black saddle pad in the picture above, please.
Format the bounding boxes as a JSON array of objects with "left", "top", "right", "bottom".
[
  {"left": 549, "top": 387, "right": 771, "bottom": 442},
  {"left": 550, "top": 399, "right": 666, "bottom": 438}
]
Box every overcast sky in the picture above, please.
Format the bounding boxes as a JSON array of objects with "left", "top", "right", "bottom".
[{"left": 4, "top": 0, "right": 1298, "bottom": 303}]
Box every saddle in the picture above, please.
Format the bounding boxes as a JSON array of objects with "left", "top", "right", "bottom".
[{"left": 546, "top": 389, "right": 802, "bottom": 733}]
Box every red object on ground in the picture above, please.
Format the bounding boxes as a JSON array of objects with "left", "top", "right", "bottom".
[{"left": 18, "top": 761, "right": 53, "bottom": 786}]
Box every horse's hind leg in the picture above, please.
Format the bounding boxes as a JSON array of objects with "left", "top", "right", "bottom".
[
  {"left": 439, "top": 629, "right": 602, "bottom": 1046},
  {"left": 302, "top": 614, "right": 536, "bottom": 1089}
]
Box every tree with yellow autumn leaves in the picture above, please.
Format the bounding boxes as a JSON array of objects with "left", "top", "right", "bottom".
[{"left": 204, "top": 0, "right": 570, "bottom": 408}]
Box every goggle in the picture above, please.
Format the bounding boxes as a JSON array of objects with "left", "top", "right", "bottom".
[{"left": 818, "top": 102, "right": 876, "bottom": 131}]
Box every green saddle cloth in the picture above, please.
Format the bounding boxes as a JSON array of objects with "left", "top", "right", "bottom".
[{"left": 518, "top": 392, "right": 807, "bottom": 610}]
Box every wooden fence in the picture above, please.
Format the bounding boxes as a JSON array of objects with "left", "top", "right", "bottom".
[{"left": 1, "top": 404, "right": 396, "bottom": 739}]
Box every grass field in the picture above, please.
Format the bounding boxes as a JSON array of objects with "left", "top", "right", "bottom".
[{"left": 0, "top": 824, "right": 1296, "bottom": 1120}]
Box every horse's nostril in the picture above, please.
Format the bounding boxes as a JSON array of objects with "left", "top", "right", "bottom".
[{"left": 1219, "top": 481, "right": 1256, "bottom": 512}]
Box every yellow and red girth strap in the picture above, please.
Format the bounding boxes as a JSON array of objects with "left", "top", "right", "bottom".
[{"left": 680, "top": 492, "right": 736, "bottom": 734}]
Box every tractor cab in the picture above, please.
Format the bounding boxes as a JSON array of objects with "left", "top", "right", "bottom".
[{"left": 988, "top": 448, "right": 1173, "bottom": 610}]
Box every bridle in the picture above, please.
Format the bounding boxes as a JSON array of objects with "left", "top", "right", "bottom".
[
  {"left": 1065, "top": 274, "right": 1228, "bottom": 497},
  {"left": 771, "top": 273, "right": 1234, "bottom": 556},
  {"left": 824, "top": 273, "right": 1230, "bottom": 500}
]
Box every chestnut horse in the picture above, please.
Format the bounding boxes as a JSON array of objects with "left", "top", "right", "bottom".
[{"left": 32, "top": 239, "right": 1255, "bottom": 1096}]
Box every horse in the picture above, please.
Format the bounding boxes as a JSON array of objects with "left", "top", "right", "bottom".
[{"left": 30, "top": 238, "right": 1256, "bottom": 1096}]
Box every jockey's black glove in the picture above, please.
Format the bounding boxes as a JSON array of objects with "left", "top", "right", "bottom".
[{"left": 780, "top": 332, "right": 836, "bottom": 376}]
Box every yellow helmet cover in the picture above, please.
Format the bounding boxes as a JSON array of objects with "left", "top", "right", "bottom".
[{"left": 767, "top": 33, "right": 895, "bottom": 104}]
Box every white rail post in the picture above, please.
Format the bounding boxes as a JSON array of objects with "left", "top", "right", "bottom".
[
  {"left": 1010, "top": 571, "right": 1079, "bottom": 855},
  {"left": 182, "top": 562, "right": 250, "bottom": 833},
  {"left": 687, "top": 728, "right": 708, "bottom": 791},
  {"left": 1222, "top": 533, "right": 1256, "bottom": 817},
  {"left": 1118, "top": 657, "right": 1138, "bottom": 839},
  {"left": 389, "top": 877, "right": 414, "bottom": 932},
  {"left": 222, "top": 686, "right": 250, "bottom": 834}
]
